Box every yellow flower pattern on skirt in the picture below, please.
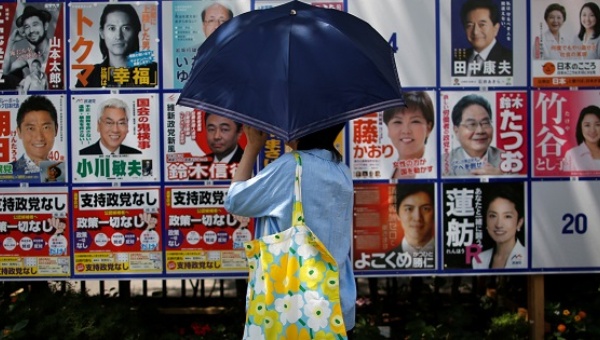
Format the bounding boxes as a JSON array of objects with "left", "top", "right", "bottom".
[{"left": 243, "top": 153, "right": 347, "bottom": 340}]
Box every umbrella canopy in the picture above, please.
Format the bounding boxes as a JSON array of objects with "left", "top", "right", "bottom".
[{"left": 178, "top": 0, "right": 405, "bottom": 141}]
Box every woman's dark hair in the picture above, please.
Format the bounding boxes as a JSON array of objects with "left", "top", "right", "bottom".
[
  {"left": 383, "top": 91, "right": 434, "bottom": 143},
  {"left": 99, "top": 4, "right": 141, "bottom": 60},
  {"left": 483, "top": 184, "right": 525, "bottom": 248},
  {"left": 577, "top": 2, "right": 600, "bottom": 41},
  {"left": 575, "top": 105, "right": 600, "bottom": 146},
  {"left": 296, "top": 123, "right": 345, "bottom": 162},
  {"left": 544, "top": 3, "right": 566, "bottom": 22}
]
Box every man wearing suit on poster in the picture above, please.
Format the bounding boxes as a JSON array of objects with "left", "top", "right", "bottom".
[
  {"left": 1, "top": 5, "right": 53, "bottom": 89},
  {"left": 80, "top": 98, "right": 141, "bottom": 156},
  {"left": 459, "top": 0, "right": 512, "bottom": 76},
  {"left": 204, "top": 112, "right": 244, "bottom": 164}
]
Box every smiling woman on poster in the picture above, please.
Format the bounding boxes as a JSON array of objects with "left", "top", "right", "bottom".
[
  {"left": 534, "top": 3, "right": 571, "bottom": 60},
  {"left": 383, "top": 91, "right": 435, "bottom": 179},
  {"left": 573, "top": 2, "right": 600, "bottom": 59},
  {"left": 562, "top": 105, "right": 600, "bottom": 172},
  {"left": 472, "top": 185, "right": 526, "bottom": 269}
]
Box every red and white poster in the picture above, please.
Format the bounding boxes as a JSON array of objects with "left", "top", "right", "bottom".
[
  {"left": 0, "top": 187, "right": 70, "bottom": 278},
  {"left": 72, "top": 187, "right": 162, "bottom": 276},
  {"left": 532, "top": 89, "right": 600, "bottom": 177},
  {"left": 165, "top": 185, "right": 255, "bottom": 274}
]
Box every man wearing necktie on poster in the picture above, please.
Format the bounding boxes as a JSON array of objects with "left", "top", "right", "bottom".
[{"left": 460, "top": 0, "right": 512, "bottom": 77}]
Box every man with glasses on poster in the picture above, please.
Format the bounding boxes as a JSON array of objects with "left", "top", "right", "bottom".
[
  {"left": 79, "top": 98, "right": 141, "bottom": 155},
  {"left": 447, "top": 94, "right": 503, "bottom": 176}
]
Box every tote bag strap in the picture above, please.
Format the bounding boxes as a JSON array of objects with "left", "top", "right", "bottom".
[{"left": 292, "top": 152, "right": 305, "bottom": 227}]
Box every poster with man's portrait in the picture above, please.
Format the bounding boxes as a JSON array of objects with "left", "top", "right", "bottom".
[
  {"left": 0, "top": 2, "right": 65, "bottom": 90},
  {"left": 0, "top": 94, "right": 67, "bottom": 183},
  {"left": 162, "top": 0, "right": 251, "bottom": 89},
  {"left": 71, "top": 94, "right": 159, "bottom": 182},
  {"left": 69, "top": 2, "right": 159, "bottom": 89}
]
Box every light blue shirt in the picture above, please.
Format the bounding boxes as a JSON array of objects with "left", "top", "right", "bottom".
[{"left": 225, "top": 149, "right": 356, "bottom": 330}]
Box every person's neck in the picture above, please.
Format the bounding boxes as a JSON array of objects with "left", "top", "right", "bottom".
[
  {"left": 584, "top": 29, "right": 595, "bottom": 42},
  {"left": 33, "top": 39, "right": 49, "bottom": 56},
  {"left": 406, "top": 235, "right": 432, "bottom": 249},
  {"left": 585, "top": 140, "right": 600, "bottom": 159},
  {"left": 399, "top": 149, "right": 425, "bottom": 161},
  {"left": 493, "top": 238, "right": 516, "bottom": 258},
  {"left": 109, "top": 55, "right": 129, "bottom": 68}
]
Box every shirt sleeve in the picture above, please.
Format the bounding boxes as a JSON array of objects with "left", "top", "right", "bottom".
[{"left": 224, "top": 153, "right": 296, "bottom": 219}]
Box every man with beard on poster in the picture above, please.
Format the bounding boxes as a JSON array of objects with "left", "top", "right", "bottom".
[{"left": 1, "top": 5, "right": 52, "bottom": 89}]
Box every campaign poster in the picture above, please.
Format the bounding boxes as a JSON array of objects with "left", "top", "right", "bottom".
[
  {"left": 353, "top": 183, "right": 436, "bottom": 272},
  {"left": 531, "top": 0, "right": 600, "bottom": 87},
  {"left": 0, "top": 187, "right": 70, "bottom": 278},
  {"left": 351, "top": 91, "right": 437, "bottom": 180},
  {"left": 532, "top": 89, "right": 600, "bottom": 177},
  {"left": 0, "top": 95, "right": 67, "bottom": 184},
  {"left": 165, "top": 185, "right": 256, "bottom": 274},
  {"left": 442, "top": 181, "right": 527, "bottom": 270},
  {"left": 532, "top": 181, "right": 600, "bottom": 269},
  {"left": 162, "top": 0, "right": 251, "bottom": 89},
  {"left": 440, "top": 91, "right": 528, "bottom": 178},
  {"left": 164, "top": 93, "right": 247, "bottom": 181},
  {"left": 0, "top": 2, "right": 65, "bottom": 90},
  {"left": 72, "top": 187, "right": 162, "bottom": 277},
  {"left": 348, "top": 0, "right": 436, "bottom": 87},
  {"left": 440, "top": 0, "right": 527, "bottom": 87},
  {"left": 69, "top": 2, "right": 159, "bottom": 89},
  {"left": 71, "top": 93, "right": 159, "bottom": 182}
]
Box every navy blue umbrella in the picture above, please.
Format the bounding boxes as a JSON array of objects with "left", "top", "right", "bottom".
[{"left": 178, "top": 0, "right": 404, "bottom": 141}]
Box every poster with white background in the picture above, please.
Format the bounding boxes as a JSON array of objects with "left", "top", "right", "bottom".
[{"left": 532, "top": 181, "right": 600, "bottom": 269}]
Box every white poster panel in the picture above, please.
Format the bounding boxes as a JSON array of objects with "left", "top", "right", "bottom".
[
  {"left": 532, "top": 181, "right": 600, "bottom": 269},
  {"left": 347, "top": 0, "right": 436, "bottom": 87}
]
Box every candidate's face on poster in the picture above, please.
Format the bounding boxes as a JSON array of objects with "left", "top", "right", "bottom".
[
  {"left": 464, "top": 8, "right": 500, "bottom": 53},
  {"left": 582, "top": 113, "right": 600, "bottom": 145},
  {"left": 397, "top": 191, "right": 434, "bottom": 246},
  {"left": 206, "top": 114, "right": 241, "bottom": 159},
  {"left": 17, "top": 110, "right": 57, "bottom": 164},
  {"left": 580, "top": 5, "right": 597, "bottom": 31},
  {"left": 22, "top": 16, "right": 48, "bottom": 46},
  {"left": 453, "top": 104, "right": 493, "bottom": 158},
  {"left": 486, "top": 197, "right": 523, "bottom": 245},
  {"left": 202, "top": 4, "right": 231, "bottom": 38},
  {"left": 545, "top": 9, "right": 565, "bottom": 35},
  {"left": 386, "top": 109, "right": 433, "bottom": 160},
  {"left": 100, "top": 11, "right": 137, "bottom": 59},
  {"left": 98, "top": 107, "right": 129, "bottom": 152}
]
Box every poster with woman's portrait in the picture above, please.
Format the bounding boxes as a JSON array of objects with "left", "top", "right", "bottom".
[
  {"left": 532, "top": 89, "right": 600, "bottom": 177},
  {"left": 442, "top": 181, "right": 527, "bottom": 270},
  {"left": 531, "top": 0, "right": 600, "bottom": 87},
  {"left": 162, "top": 0, "right": 251, "bottom": 89},
  {"left": 349, "top": 91, "right": 437, "bottom": 180},
  {"left": 440, "top": 91, "right": 528, "bottom": 178},
  {"left": 69, "top": 2, "right": 159, "bottom": 89},
  {"left": 71, "top": 93, "right": 160, "bottom": 182},
  {"left": 0, "top": 2, "right": 65, "bottom": 90},
  {"left": 0, "top": 94, "right": 67, "bottom": 184}
]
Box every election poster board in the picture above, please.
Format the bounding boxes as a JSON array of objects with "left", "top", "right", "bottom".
[
  {"left": 0, "top": 2, "right": 65, "bottom": 91},
  {"left": 69, "top": 2, "right": 159, "bottom": 89},
  {"left": 347, "top": 0, "right": 436, "bottom": 87},
  {"left": 72, "top": 187, "right": 162, "bottom": 277},
  {"left": 0, "top": 187, "right": 70, "bottom": 279},
  {"left": 71, "top": 93, "right": 160, "bottom": 182},
  {"left": 350, "top": 91, "right": 437, "bottom": 180},
  {"left": 162, "top": 0, "right": 252, "bottom": 89},
  {"left": 531, "top": 181, "right": 600, "bottom": 268},
  {"left": 440, "top": 0, "right": 528, "bottom": 87},
  {"left": 353, "top": 183, "right": 436, "bottom": 272},
  {"left": 440, "top": 91, "right": 528, "bottom": 178},
  {"left": 531, "top": 0, "right": 600, "bottom": 87},
  {"left": 0, "top": 94, "right": 67, "bottom": 184},
  {"left": 165, "top": 185, "right": 255, "bottom": 274},
  {"left": 442, "top": 182, "right": 527, "bottom": 271},
  {"left": 532, "top": 89, "right": 600, "bottom": 177}
]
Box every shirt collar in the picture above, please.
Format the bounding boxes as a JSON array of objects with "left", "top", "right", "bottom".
[{"left": 475, "top": 39, "right": 497, "bottom": 60}]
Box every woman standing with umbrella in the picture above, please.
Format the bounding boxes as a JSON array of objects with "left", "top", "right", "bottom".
[{"left": 225, "top": 123, "right": 356, "bottom": 338}]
